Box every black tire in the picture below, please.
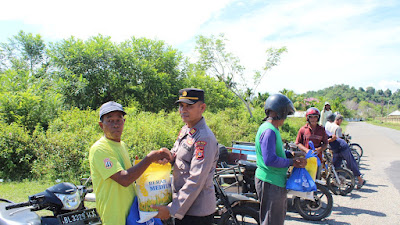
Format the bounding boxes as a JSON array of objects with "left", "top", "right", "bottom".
[
  {"left": 294, "top": 183, "right": 333, "bottom": 221},
  {"left": 350, "top": 143, "right": 363, "bottom": 158},
  {"left": 327, "top": 168, "right": 355, "bottom": 196},
  {"left": 351, "top": 148, "right": 361, "bottom": 165},
  {"left": 218, "top": 205, "right": 260, "bottom": 225}
]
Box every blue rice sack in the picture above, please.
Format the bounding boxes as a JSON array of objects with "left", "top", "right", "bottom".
[{"left": 126, "top": 196, "right": 163, "bottom": 225}]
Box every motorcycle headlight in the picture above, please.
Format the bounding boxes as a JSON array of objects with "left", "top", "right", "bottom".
[{"left": 55, "top": 191, "right": 81, "bottom": 210}]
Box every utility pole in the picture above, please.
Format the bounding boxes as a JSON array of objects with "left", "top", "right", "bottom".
[{"left": 387, "top": 100, "right": 391, "bottom": 117}]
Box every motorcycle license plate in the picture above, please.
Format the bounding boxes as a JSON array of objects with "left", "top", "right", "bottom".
[{"left": 57, "top": 208, "right": 101, "bottom": 225}]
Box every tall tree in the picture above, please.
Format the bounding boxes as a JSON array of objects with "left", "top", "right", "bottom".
[
  {"left": 0, "top": 31, "right": 46, "bottom": 74},
  {"left": 49, "top": 35, "right": 183, "bottom": 111},
  {"left": 253, "top": 47, "right": 288, "bottom": 92},
  {"left": 195, "top": 34, "right": 286, "bottom": 117}
]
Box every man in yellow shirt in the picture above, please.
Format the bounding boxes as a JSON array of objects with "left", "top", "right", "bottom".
[{"left": 89, "top": 101, "right": 172, "bottom": 225}]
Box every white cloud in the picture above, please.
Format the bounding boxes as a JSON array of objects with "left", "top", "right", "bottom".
[
  {"left": 373, "top": 80, "right": 400, "bottom": 92},
  {"left": 1, "top": 0, "right": 399, "bottom": 95},
  {"left": 1, "top": 0, "right": 234, "bottom": 45},
  {"left": 187, "top": 0, "right": 400, "bottom": 94}
]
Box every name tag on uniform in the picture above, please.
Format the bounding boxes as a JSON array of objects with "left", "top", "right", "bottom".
[{"left": 183, "top": 143, "right": 192, "bottom": 151}]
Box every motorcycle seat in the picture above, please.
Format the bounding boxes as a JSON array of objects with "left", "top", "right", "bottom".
[{"left": 237, "top": 160, "right": 257, "bottom": 171}]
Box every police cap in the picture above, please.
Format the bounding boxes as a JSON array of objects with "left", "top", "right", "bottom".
[{"left": 175, "top": 88, "right": 205, "bottom": 105}]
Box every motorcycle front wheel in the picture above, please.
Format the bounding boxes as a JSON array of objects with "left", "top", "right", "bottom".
[
  {"left": 327, "top": 168, "right": 355, "bottom": 196},
  {"left": 294, "top": 183, "right": 333, "bottom": 221},
  {"left": 218, "top": 205, "right": 260, "bottom": 225},
  {"left": 350, "top": 143, "right": 363, "bottom": 157}
]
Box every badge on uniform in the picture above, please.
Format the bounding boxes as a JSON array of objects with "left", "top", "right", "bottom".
[
  {"left": 195, "top": 141, "right": 207, "bottom": 147},
  {"left": 186, "top": 137, "right": 194, "bottom": 146},
  {"left": 178, "top": 129, "right": 185, "bottom": 139},
  {"left": 189, "top": 128, "right": 197, "bottom": 136},
  {"left": 194, "top": 141, "right": 207, "bottom": 160},
  {"left": 195, "top": 148, "right": 204, "bottom": 160},
  {"left": 104, "top": 158, "right": 113, "bottom": 169}
]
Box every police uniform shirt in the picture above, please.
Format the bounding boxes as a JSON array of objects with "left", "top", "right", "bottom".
[{"left": 168, "top": 117, "right": 219, "bottom": 219}]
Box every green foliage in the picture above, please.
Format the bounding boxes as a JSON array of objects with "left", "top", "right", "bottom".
[
  {"left": 49, "top": 35, "right": 184, "bottom": 112},
  {"left": 194, "top": 34, "right": 288, "bottom": 118},
  {"left": 0, "top": 32, "right": 61, "bottom": 132},
  {"left": 280, "top": 117, "right": 306, "bottom": 143},
  {"left": 182, "top": 70, "right": 242, "bottom": 112},
  {"left": 206, "top": 107, "right": 304, "bottom": 146},
  {"left": 368, "top": 119, "right": 400, "bottom": 131},
  {"left": 0, "top": 101, "right": 306, "bottom": 181},
  {"left": 0, "top": 121, "right": 36, "bottom": 180},
  {"left": 122, "top": 110, "right": 182, "bottom": 158},
  {"left": 4, "top": 30, "right": 399, "bottom": 183},
  {"left": 0, "top": 179, "right": 55, "bottom": 203},
  {"left": 303, "top": 84, "right": 399, "bottom": 118},
  {"left": 205, "top": 108, "right": 261, "bottom": 146},
  {"left": 31, "top": 108, "right": 100, "bottom": 181},
  {"left": 0, "top": 30, "right": 46, "bottom": 73},
  {"left": 0, "top": 88, "right": 62, "bottom": 132},
  {"left": 0, "top": 69, "right": 63, "bottom": 132}
]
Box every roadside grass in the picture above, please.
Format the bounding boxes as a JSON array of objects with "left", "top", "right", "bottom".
[
  {"left": 0, "top": 179, "right": 96, "bottom": 217},
  {"left": 367, "top": 120, "right": 400, "bottom": 131},
  {"left": 0, "top": 179, "right": 54, "bottom": 203}
]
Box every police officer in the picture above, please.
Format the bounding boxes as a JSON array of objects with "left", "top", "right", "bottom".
[{"left": 153, "top": 88, "right": 219, "bottom": 225}]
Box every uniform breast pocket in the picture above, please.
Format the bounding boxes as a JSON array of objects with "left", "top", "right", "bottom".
[{"left": 176, "top": 149, "right": 192, "bottom": 172}]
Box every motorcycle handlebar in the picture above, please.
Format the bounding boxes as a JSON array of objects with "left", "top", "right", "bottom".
[{"left": 5, "top": 201, "right": 30, "bottom": 210}]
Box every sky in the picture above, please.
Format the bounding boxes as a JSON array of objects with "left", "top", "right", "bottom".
[{"left": 1, "top": 0, "right": 400, "bottom": 94}]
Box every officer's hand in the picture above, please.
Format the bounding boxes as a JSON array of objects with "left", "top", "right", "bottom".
[
  {"left": 151, "top": 205, "right": 170, "bottom": 220},
  {"left": 293, "top": 158, "right": 307, "bottom": 168}
]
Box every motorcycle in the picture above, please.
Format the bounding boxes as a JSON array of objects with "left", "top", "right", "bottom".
[
  {"left": 79, "top": 174, "right": 259, "bottom": 225},
  {"left": 343, "top": 133, "right": 363, "bottom": 164},
  {"left": 0, "top": 181, "right": 101, "bottom": 225},
  {"left": 286, "top": 142, "right": 355, "bottom": 196},
  {"left": 218, "top": 141, "right": 334, "bottom": 221},
  {"left": 213, "top": 166, "right": 260, "bottom": 225},
  {"left": 321, "top": 148, "right": 355, "bottom": 196},
  {"left": 233, "top": 159, "right": 333, "bottom": 221}
]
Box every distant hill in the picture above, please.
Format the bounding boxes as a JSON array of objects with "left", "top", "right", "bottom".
[{"left": 302, "top": 84, "right": 400, "bottom": 108}]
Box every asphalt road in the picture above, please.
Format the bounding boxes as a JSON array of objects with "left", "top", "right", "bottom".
[{"left": 285, "top": 122, "right": 400, "bottom": 225}]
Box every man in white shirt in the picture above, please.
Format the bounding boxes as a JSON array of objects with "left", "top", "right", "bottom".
[
  {"left": 324, "top": 114, "right": 336, "bottom": 133},
  {"left": 325, "top": 114, "right": 366, "bottom": 189}
]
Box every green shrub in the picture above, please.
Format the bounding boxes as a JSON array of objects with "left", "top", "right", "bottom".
[
  {"left": 281, "top": 117, "right": 305, "bottom": 143},
  {"left": 31, "top": 108, "right": 100, "bottom": 181},
  {"left": 0, "top": 104, "right": 308, "bottom": 181},
  {"left": 122, "top": 109, "right": 182, "bottom": 158},
  {"left": 0, "top": 121, "right": 36, "bottom": 180},
  {"left": 205, "top": 107, "right": 263, "bottom": 146}
]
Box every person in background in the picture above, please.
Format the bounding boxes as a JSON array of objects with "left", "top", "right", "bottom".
[
  {"left": 296, "top": 107, "right": 328, "bottom": 178},
  {"left": 319, "top": 102, "right": 333, "bottom": 127},
  {"left": 89, "top": 101, "right": 172, "bottom": 225},
  {"left": 296, "top": 107, "right": 329, "bottom": 161},
  {"left": 326, "top": 114, "right": 366, "bottom": 189},
  {"left": 153, "top": 88, "right": 219, "bottom": 225},
  {"left": 255, "top": 94, "right": 307, "bottom": 225},
  {"left": 324, "top": 113, "right": 336, "bottom": 132}
]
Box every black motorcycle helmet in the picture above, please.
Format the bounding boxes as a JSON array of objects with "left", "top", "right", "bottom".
[{"left": 264, "top": 94, "right": 295, "bottom": 120}]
